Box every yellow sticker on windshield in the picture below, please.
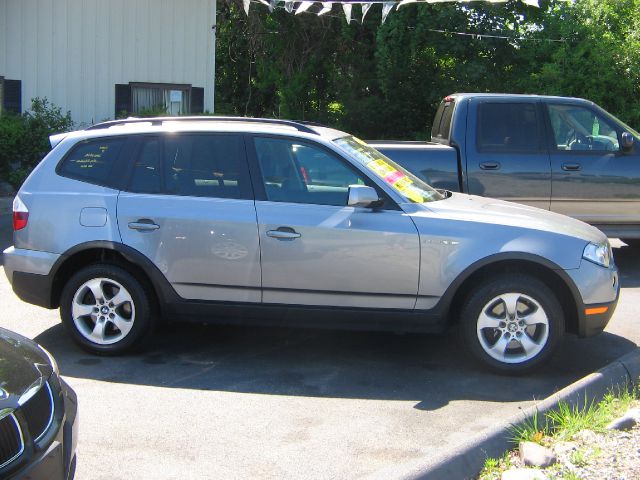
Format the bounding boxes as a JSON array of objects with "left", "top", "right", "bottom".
[{"left": 352, "top": 136, "right": 368, "bottom": 146}]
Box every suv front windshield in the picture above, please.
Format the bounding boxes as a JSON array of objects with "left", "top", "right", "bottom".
[{"left": 333, "top": 136, "right": 444, "bottom": 203}]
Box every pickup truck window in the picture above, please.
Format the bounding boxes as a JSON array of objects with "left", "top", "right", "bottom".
[
  {"left": 477, "top": 103, "right": 541, "bottom": 152},
  {"left": 547, "top": 104, "right": 620, "bottom": 152},
  {"left": 334, "top": 136, "right": 444, "bottom": 203},
  {"left": 431, "top": 98, "right": 455, "bottom": 142}
]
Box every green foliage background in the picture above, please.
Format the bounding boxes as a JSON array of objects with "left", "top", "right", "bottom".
[
  {"left": 0, "top": 99, "right": 74, "bottom": 188},
  {"left": 215, "top": 0, "right": 640, "bottom": 139},
  {"left": 3, "top": 0, "right": 640, "bottom": 190}
]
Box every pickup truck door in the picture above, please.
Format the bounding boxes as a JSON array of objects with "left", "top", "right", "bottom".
[
  {"left": 545, "top": 101, "right": 640, "bottom": 226},
  {"left": 465, "top": 100, "right": 551, "bottom": 209}
]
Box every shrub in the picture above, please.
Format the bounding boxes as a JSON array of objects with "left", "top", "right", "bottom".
[{"left": 0, "top": 98, "right": 74, "bottom": 189}]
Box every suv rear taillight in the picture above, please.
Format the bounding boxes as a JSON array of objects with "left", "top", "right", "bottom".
[{"left": 13, "top": 196, "right": 29, "bottom": 231}]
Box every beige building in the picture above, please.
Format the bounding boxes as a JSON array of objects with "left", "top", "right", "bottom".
[{"left": 0, "top": 0, "right": 216, "bottom": 125}]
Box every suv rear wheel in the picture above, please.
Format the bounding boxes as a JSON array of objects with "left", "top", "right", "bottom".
[
  {"left": 60, "top": 264, "right": 154, "bottom": 354},
  {"left": 460, "top": 274, "right": 564, "bottom": 374}
]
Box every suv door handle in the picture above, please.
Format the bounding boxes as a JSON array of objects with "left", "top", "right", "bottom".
[
  {"left": 561, "top": 163, "right": 582, "bottom": 171},
  {"left": 479, "top": 161, "right": 501, "bottom": 170},
  {"left": 128, "top": 220, "right": 160, "bottom": 231},
  {"left": 266, "top": 227, "right": 301, "bottom": 240}
]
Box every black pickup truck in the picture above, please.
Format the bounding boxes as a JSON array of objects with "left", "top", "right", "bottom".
[{"left": 370, "top": 93, "right": 640, "bottom": 241}]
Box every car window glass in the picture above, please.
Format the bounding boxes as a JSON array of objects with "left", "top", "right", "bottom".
[
  {"left": 477, "top": 103, "right": 540, "bottom": 152},
  {"left": 129, "top": 138, "right": 162, "bottom": 194},
  {"left": 60, "top": 138, "right": 125, "bottom": 186},
  {"left": 163, "top": 134, "right": 250, "bottom": 199},
  {"left": 431, "top": 98, "right": 455, "bottom": 141},
  {"left": 253, "top": 137, "right": 366, "bottom": 206},
  {"left": 548, "top": 104, "right": 620, "bottom": 152}
]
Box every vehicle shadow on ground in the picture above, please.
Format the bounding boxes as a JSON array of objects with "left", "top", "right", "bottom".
[{"left": 35, "top": 318, "right": 637, "bottom": 412}]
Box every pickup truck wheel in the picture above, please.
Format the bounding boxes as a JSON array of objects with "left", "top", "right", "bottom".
[
  {"left": 460, "top": 274, "right": 564, "bottom": 374},
  {"left": 60, "top": 264, "right": 154, "bottom": 355}
]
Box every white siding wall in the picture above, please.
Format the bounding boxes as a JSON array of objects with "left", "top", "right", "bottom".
[{"left": 0, "top": 0, "right": 216, "bottom": 125}]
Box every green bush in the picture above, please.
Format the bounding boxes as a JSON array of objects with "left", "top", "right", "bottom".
[{"left": 0, "top": 98, "right": 74, "bottom": 189}]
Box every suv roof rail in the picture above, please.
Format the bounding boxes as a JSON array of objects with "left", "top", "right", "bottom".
[{"left": 85, "top": 116, "right": 319, "bottom": 135}]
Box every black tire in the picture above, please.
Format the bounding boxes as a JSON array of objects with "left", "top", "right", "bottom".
[
  {"left": 60, "top": 264, "right": 155, "bottom": 355},
  {"left": 459, "top": 274, "right": 564, "bottom": 375}
]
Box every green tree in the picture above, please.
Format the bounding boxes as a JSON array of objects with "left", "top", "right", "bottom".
[{"left": 0, "top": 98, "right": 74, "bottom": 188}]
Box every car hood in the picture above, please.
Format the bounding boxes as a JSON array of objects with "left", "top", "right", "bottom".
[
  {"left": 414, "top": 192, "right": 606, "bottom": 244},
  {"left": 0, "top": 328, "right": 53, "bottom": 411}
]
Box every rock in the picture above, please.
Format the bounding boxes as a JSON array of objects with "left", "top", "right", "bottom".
[
  {"left": 501, "top": 467, "right": 548, "bottom": 480},
  {"left": 607, "top": 416, "right": 637, "bottom": 431},
  {"left": 625, "top": 408, "right": 640, "bottom": 422},
  {"left": 519, "top": 441, "right": 557, "bottom": 468}
]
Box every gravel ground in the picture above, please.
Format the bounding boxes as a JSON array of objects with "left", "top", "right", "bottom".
[
  {"left": 481, "top": 401, "right": 640, "bottom": 480},
  {"left": 556, "top": 425, "right": 640, "bottom": 480}
]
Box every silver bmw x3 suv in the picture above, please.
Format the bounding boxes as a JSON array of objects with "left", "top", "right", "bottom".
[{"left": 3, "top": 117, "right": 619, "bottom": 373}]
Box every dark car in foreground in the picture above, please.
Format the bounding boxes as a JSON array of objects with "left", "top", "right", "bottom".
[{"left": 0, "top": 327, "right": 78, "bottom": 479}]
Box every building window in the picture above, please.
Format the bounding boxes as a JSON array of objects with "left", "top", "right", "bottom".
[
  {"left": 131, "top": 83, "right": 190, "bottom": 115},
  {"left": 115, "top": 82, "right": 204, "bottom": 118},
  {"left": 0, "top": 77, "right": 22, "bottom": 114}
]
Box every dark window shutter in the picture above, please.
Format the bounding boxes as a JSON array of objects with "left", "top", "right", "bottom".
[
  {"left": 3, "top": 80, "right": 22, "bottom": 114},
  {"left": 191, "top": 87, "right": 204, "bottom": 114},
  {"left": 115, "top": 84, "right": 131, "bottom": 118}
]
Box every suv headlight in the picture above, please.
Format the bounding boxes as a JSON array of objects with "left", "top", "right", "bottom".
[{"left": 583, "top": 242, "right": 612, "bottom": 268}]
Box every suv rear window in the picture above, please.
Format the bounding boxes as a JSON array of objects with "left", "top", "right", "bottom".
[{"left": 59, "top": 138, "right": 125, "bottom": 186}]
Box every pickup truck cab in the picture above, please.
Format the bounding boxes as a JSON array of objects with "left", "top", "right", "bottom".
[{"left": 371, "top": 94, "right": 640, "bottom": 241}]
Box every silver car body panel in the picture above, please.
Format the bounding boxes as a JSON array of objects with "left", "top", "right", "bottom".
[
  {"left": 117, "top": 193, "right": 262, "bottom": 303},
  {"left": 566, "top": 260, "right": 618, "bottom": 305},
  {"left": 2, "top": 247, "right": 60, "bottom": 283},
  {"left": 256, "top": 201, "right": 420, "bottom": 309},
  {"left": 401, "top": 193, "right": 609, "bottom": 303}
]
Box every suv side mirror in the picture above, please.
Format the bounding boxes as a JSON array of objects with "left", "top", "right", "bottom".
[
  {"left": 347, "top": 185, "right": 383, "bottom": 208},
  {"left": 621, "top": 131, "right": 635, "bottom": 152}
]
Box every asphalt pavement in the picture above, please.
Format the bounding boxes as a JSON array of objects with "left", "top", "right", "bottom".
[{"left": 0, "top": 212, "right": 639, "bottom": 479}]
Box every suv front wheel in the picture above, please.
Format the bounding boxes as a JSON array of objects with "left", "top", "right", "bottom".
[
  {"left": 460, "top": 274, "right": 564, "bottom": 374},
  {"left": 60, "top": 264, "right": 154, "bottom": 355}
]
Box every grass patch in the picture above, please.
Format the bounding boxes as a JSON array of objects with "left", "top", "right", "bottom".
[
  {"left": 509, "top": 409, "right": 549, "bottom": 445},
  {"left": 478, "top": 383, "right": 640, "bottom": 479},
  {"left": 569, "top": 449, "right": 588, "bottom": 467},
  {"left": 478, "top": 452, "right": 513, "bottom": 480},
  {"left": 546, "top": 396, "right": 602, "bottom": 441},
  {"left": 508, "top": 383, "right": 639, "bottom": 445},
  {"left": 561, "top": 472, "right": 584, "bottom": 480}
]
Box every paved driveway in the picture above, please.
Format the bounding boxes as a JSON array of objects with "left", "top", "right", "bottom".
[{"left": 1, "top": 212, "right": 639, "bottom": 479}]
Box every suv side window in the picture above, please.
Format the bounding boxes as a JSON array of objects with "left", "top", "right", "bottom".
[
  {"left": 477, "top": 103, "right": 541, "bottom": 152},
  {"left": 155, "top": 134, "right": 251, "bottom": 199},
  {"left": 128, "top": 137, "right": 162, "bottom": 194},
  {"left": 547, "top": 104, "right": 620, "bottom": 152},
  {"left": 253, "top": 137, "right": 367, "bottom": 206},
  {"left": 59, "top": 138, "right": 125, "bottom": 187}
]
